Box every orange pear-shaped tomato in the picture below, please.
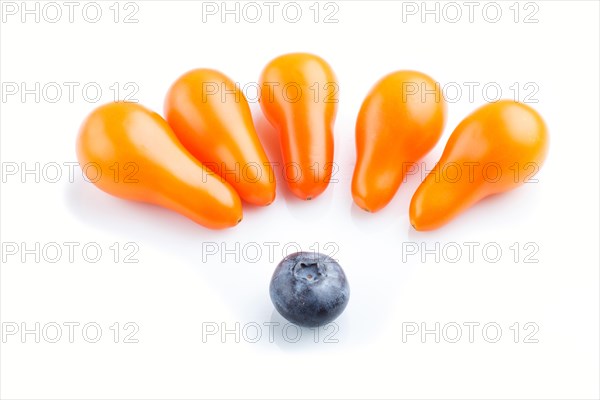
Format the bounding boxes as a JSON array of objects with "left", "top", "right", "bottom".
[
  {"left": 76, "top": 102, "right": 242, "bottom": 229},
  {"left": 259, "top": 53, "right": 338, "bottom": 200},
  {"left": 352, "top": 70, "right": 446, "bottom": 212},
  {"left": 165, "top": 69, "right": 275, "bottom": 206},
  {"left": 410, "top": 100, "right": 549, "bottom": 231}
]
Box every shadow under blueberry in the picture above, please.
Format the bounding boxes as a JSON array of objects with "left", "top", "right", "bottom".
[{"left": 262, "top": 308, "right": 347, "bottom": 351}]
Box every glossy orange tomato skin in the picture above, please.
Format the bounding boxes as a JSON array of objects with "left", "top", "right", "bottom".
[
  {"left": 410, "top": 100, "right": 549, "bottom": 231},
  {"left": 165, "top": 69, "right": 275, "bottom": 206},
  {"left": 76, "top": 102, "right": 243, "bottom": 229},
  {"left": 259, "top": 53, "right": 338, "bottom": 200},
  {"left": 352, "top": 70, "right": 446, "bottom": 212}
]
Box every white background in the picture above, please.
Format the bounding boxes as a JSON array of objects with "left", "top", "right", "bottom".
[{"left": 1, "top": 1, "right": 599, "bottom": 399}]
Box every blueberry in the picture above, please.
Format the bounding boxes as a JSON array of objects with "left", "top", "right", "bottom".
[{"left": 269, "top": 251, "right": 349, "bottom": 327}]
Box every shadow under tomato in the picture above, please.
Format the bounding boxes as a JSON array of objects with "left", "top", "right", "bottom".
[
  {"left": 348, "top": 155, "right": 440, "bottom": 233},
  {"left": 64, "top": 177, "right": 271, "bottom": 321},
  {"left": 406, "top": 182, "right": 544, "bottom": 239}
]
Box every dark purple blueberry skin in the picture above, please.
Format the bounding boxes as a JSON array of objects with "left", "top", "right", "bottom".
[{"left": 269, "top": 252, "right": 349, "bottom": 327}]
